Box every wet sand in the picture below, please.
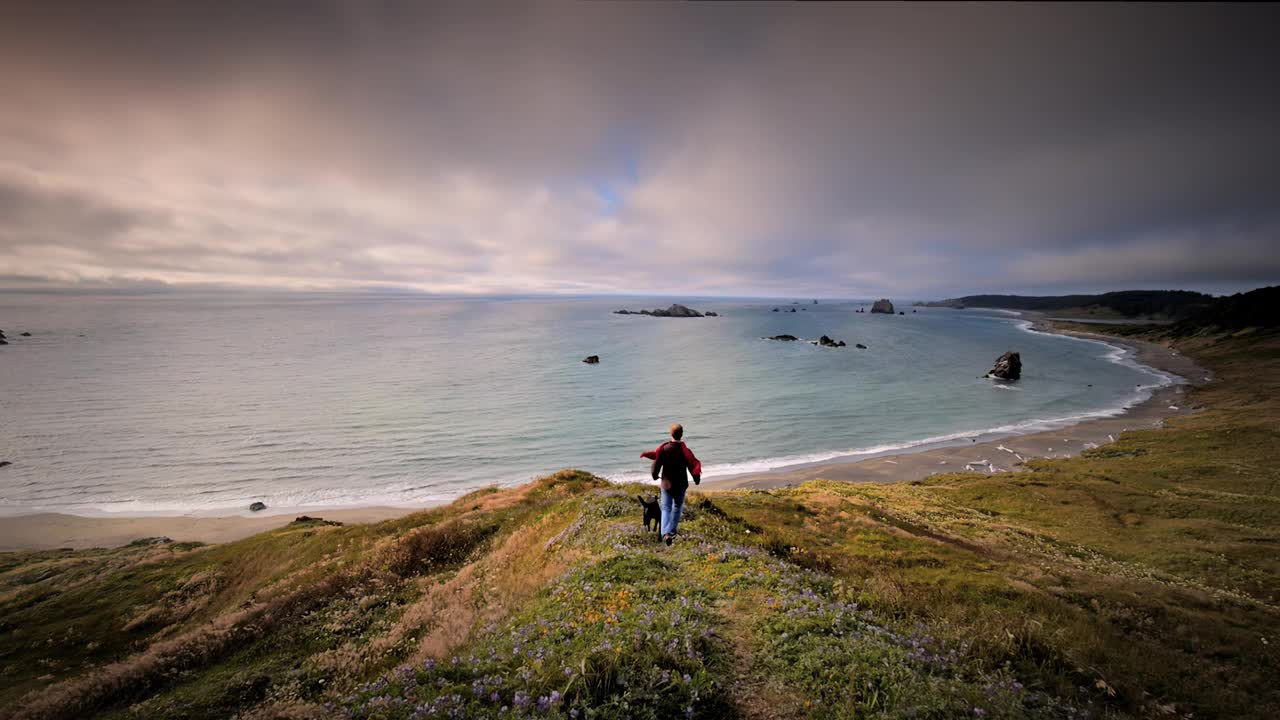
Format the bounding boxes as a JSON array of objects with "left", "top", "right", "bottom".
[
  {"left": 1, "top": 321, "right": 1204, "bottom": 552},
  {"left": 707, "top": 320, "right": 1206, "bottom": 491}
]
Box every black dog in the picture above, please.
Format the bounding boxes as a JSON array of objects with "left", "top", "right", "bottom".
[{"left": 636, "top": 495, "right": 661, "bottom": 532}]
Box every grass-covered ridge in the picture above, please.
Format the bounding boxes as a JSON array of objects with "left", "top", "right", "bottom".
[{"left": 2, "top": 330, "right": 1278, "bottom": 719}]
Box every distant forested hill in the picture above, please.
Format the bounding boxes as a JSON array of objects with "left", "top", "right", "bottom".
[
  {"left": 1167, "top": 285, "right": 1278, "bottom": 335},
  {"left": 920, "top": 290, "right": 1214, "bottom": 319}
]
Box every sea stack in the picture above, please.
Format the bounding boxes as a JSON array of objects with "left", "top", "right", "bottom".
[
  {"left": 613, "top": 303, "right": 704, "bottom": 318},
  {"left": 987, "top": 351, "right": 1022, "bottom": 380},
  {"left": 870, "top": 298, "right": 895, "bottom": 314},
  {"left": 582, "top": 355, "right": 600, "bottom": 364}
]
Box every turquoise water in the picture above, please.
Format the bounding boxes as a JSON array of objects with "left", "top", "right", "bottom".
[{"left": 0, "top": 294, "right": 1172, "bottom": 516}]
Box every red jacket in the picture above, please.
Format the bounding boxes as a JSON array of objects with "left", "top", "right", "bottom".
[{"left": 642, "top": 441, "right": 702, "bottom": 489}]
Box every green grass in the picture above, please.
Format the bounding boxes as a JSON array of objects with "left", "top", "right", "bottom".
[{"left": 2, "top": 331, "right": 1278, "bottom": 719}]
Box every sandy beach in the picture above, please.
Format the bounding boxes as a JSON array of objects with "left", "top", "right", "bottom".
[
  {"left": 0, "top": 506, "right": 419, "bottom": 552},
  {"left": 0, "top": 320, "right": 1203, "bottom": 552}
]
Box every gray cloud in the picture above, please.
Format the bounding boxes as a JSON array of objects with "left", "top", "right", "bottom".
[{"left": 1, "top": 2, "right": 1277, "bottom": 297}]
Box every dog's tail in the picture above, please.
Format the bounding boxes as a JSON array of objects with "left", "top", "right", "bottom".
[{"left": 636, "top": 495, "right": 647, "bottom": 505}]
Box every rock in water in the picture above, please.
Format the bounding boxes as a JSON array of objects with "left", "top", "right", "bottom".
[
  {"left": 772, "top": 308, "right": 780, "bottom": 312},
  {"left": 20, "top": 332, "right": 31, "bottom": 336},
  {"left": 249, "top": 501, "right": 267, "bottom": 512},
  {"left": 870, "top": 298, "right": 895, "bottom": 314},
  {"left": 661, "top": 303, "right": 702, "bottom": 317},
  {"left": 987, "top": 351, "right": 1022, "bottom": 380},
  {"left": 789, "top": 308, "right": 797, "bottom": 313},
  {"left": 0, "top": 461, "right": 11, "bottom": 468},
  {"left": 613, "top": 303, "right": 704, "bottom": 317},
  {"left": 766, "top": 335, "right": 799, "bottom": 341},
  {"left": 813, "top": 335, "right": 847, "bottom": 347},
  {"left": 705, "top": 311, "right": 718, "bottom": 317},
  {"left": 582, "top": 355, "right": 600, "bottom": 364},
  {"left": 855, "top": 343, "right": 867, "bottom": 349}
]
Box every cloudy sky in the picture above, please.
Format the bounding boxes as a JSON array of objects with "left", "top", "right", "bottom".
[{"left": 1, "top": 2, "right": 1277, "bottom": 298}]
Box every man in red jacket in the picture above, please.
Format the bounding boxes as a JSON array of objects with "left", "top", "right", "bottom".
[{"left": 642, "top": 423, "right": 702, "bottom": 545}]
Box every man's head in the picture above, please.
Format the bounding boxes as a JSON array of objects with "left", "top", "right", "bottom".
[{"left": 669, "top": 423, "right": 684, "bottom": 441}]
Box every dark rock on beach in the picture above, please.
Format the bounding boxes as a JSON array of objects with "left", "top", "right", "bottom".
[
  {"left": 127, "top": 536, "right": 173, "bottom": 547},
  {"left": 249, "top": 501, "right": 267, "bottom": 512},
  {"left": 766, "top": 335, "right": 800, "bottom": 341},
  {"left": 293, "top": 515, "right": 344, "bottom": 526},
  {"left": 614, "top": 303, "right": 704, "bottom": 318},
  {"left": 813, "top": 335, "right": 847, "bottom": 348},
  {"left": 582, "top": 355, "right": 600, "bottom": 364},
  {"left": 870, "top": 298, "right": 895, "bottom": 314},
  {"left": 987, "top": 351, "right": 1022, "bottom": 380},
  {"left": 0, "top": 461, "right": 11, "bottom": 469}
]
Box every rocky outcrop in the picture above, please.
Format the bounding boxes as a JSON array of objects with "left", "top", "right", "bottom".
[
  {"left": 249, "top": 501, "right": 267, "bottom": 512},
  {"left": 870, "top": 299, "right": 895, "bottom": 314},
  {"left": 705, "top": 311, "right": 719, "bottom": 317},
  {"left": 0, "top": 461, "right": 11, "bottom": 468},
  {"left": 613, "top": 303, "right": 704, "bottom": 318},
  {"left": 20, "top": 332, "right": 31, "bottom": 336},
  {"left": 855, "top": 343, "right": 867, "bottom": 349},
  {"left": 293, "top": 515, "right": 344, "bottom": 526},
  {"left": 813, "top": 335, "right": 847, "bottom": 348},
  {"left": 126, "top": 536, "right": 173, "bottom": 546},
  {"left": 766, "top": 335, "right": 800, "bottom": 341},
  {"left": 789, "top": 308, "right": 797, "bottom": 313},
  {"left": 772, "top": 308, "right": 780, "bottom": 312},
  {"left": 0, "top": 329, "right": 7, "bottom": 345},
  {"left": 582, "top": 355, "right": 600, "bottom": 364},
  {"left": 898, "top": 311, "right": 905, "bottom": 315},
  {"left": 986, "top": 351, "right": 1022, "bottom": 380}
]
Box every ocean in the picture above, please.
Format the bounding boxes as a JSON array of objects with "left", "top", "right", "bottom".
[{"left": 0, "top": 294, "right": 1173, "bottom": 517}]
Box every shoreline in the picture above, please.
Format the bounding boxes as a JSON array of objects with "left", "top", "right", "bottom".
[
  {"left": 0, "top": 317, "right": 1204, "bottom": 552},
  {"left": 707, "top": 317, "right": 1205, "bottom": 491}
]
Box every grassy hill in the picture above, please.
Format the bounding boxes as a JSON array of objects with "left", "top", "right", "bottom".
[
  {"left": 921, "top": 290, "right": 1214, "bottom": 320},
  {"left": 3, "top": 329, "right": 1279, "bottom": 719}
]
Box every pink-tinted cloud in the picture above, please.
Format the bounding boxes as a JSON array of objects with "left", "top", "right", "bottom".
[{"left": 1, "top": 2, "right": 1277, "bottom": 297}]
